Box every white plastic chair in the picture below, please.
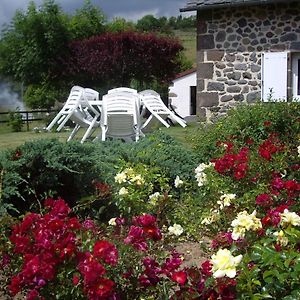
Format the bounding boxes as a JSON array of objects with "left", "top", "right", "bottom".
[
  {"left": 139, "top": 90, "right": 187, "bottom": 129},
  {"left": 99, "top": 92, "right": 142, "bottom": 142},
  {"left": 46, "top": 86, "right": 101, "bottom": 143},
  {"left": 108, "top": 87, "right": 138, "bottom": 95}
]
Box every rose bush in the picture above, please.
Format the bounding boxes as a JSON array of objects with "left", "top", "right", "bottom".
[{"left": 1, "top": 102, "right": 299, "bottom": 299}]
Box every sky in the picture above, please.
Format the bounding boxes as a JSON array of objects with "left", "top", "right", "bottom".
[{"left": 0, "top": 0, "right": 193, "bottom": 27}]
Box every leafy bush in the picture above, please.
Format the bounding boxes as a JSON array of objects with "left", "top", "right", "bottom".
[
  {"left": 7, "top": 109, "right": 23, "bottom": 132},
  {"left": 0, "top": 132, "right": 197, "bottom": 218},
  {"left": 190, "top": 102, "right": 300, "bottom": 162}
]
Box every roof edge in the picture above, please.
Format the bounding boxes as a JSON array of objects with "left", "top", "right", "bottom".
[
  {"left": 174, "top": 67, "right": 197, "bottom": 80},
  {"left": 180, "top": 0, "right": 296, "bottom": 12}
]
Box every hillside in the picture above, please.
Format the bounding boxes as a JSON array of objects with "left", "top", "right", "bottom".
[{"left": 173, "top": 29, "right": 197, "bottom": 67}]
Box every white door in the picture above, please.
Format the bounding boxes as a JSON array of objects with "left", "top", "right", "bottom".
[
  {"left": 262, "top": 52, "right": 288, "bottom": 101},
  {"left": 292, "top": 53, "right": 300, "bottom": 101}
]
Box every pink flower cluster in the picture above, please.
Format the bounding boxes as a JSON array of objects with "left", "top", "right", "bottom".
[{"left": 124, "top": 214, "right": 162, "bottom": 251}]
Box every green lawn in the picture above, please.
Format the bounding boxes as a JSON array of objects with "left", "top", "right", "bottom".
[{"left": 0, "top": 122, "right": 196, "bottom": 150}]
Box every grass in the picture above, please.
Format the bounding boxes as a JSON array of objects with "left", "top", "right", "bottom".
[
  {"left": 173, "top": 29, "right": 196, "bottom": 66},
  {"left": 0, "top": 121, "right": 197, "bottom": 150}
]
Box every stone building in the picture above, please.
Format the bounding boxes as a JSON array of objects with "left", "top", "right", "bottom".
[{"left": 180, "top": 0, "right": 300, "bottom": 121}]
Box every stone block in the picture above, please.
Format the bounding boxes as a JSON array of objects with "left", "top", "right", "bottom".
[
  {"left": 227, "top": 86, "right": 242, "bottom": 93},
  {"left": 235, "top": 63, "right": 248, "bottom": 71},
  {"left": 216, "top": 31, "right": 226, "bottom": 42},
  {"left": 280, "top": 33, "right": 297, "bottom": 42},
  {"left": 227, "top": 72, "right": 241, "bottom": 80},
  {"left": 270, "top": 44, "right": 286, "bottom": 51},
  {"left": 226, "top": 81, "right": 237, "bottom": 86},
  {"left": 225, "top": 54, "right": 235, "bottom": 62},
  {"left": 246, "top": 91, "right": 261, "bottom": 103},
  {"left": 197, "top": 20, "right": 207, "bottom": 34},
  {"left": 251, "top": 64, "right": 261, "bottom": 72},
  {"left": 198, "top": 92, "right": 219, "bottom": 107},
  {"left": 243, "top": 72, "right": 252, "bottom": 79},
  {"left": 207, "top": 82, "right": 225, "bottom": 91},
  {"left": 234, "top": 94, "right": 244, "bottom": 102},
  {"left": 207, "top": 50, "right": 225, "bottom": 62},
  {"left": 197, "top": 34, "right": 215, "bottom": 50},
  {"left": 198, "top": 79, "right": 205, "bottom": 91},
  {"left": 290, "top": 42, "right": 300, "bottom": 50},
  {"left": 220, "top": 95, "right": 233, "bottom": 102},
  {"left": 197, "top": 51, "right": 204, "bottom": 62},
  {"left": 216, "top": 62, "right": 226, "bottom": 69},
  {"left": 198, "top": 63, "right": 214, "bottom": 79}
]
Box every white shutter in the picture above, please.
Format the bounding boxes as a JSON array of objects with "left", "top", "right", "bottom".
[{"left": 262, "top": 52, "right": 288, "bottom": 102}]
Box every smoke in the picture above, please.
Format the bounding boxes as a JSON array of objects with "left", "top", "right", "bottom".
[{"left": 0, "top": 81, "right": 25, "bottom": 111}]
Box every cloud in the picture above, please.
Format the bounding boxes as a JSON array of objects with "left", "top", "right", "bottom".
[{"left": 0, "top": 0, "right": 192, "bottom": 27}]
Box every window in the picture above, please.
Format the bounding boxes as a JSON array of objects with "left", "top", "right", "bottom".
[{"left": 262, "top": 52, "right": 288, "bottom": 102}]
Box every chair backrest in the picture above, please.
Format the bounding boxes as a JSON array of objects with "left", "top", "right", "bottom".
[
  {"left": 140, "top": 94, "right": 170, "bottom": 115},
  {"left": 64, "top": 86, "right": 84, "bottom": 110},
  {"left": 108, "top": 87, "right": 138, "bottom": 95},
  {"left": 101, "top": 92, "right": 140, "bottom": 139},
  {"left": 84, "top": 88, "right": 99, "bottom": 101},
  {"left": 139, "top": 89, "right": 160, "bottom": 97}
]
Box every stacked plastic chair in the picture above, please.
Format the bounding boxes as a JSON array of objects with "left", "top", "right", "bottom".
[{"left": 46, "top": 86, "right": 101, "bottom": 143}]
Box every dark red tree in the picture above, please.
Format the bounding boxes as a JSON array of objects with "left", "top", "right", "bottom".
[{"left": 64, "top": 31, "right": 183, "bottom": 87}]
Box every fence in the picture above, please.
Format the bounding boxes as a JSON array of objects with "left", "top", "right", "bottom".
[{"left": 0, "top": 109, "right": 58, "bottom": 131}]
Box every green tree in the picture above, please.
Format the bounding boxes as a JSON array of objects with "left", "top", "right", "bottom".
[
  {"left": 0, "top": 0, "right": 70, "bottom": 85},
  {"left": 68, "top": 0, "right": 106, "bottom": 39},
  {"left": 136, "top": 15, "right": 160, "bottom": 32},
  {"left": 106, "top": 17, "right": 135, "bottom": 33}
]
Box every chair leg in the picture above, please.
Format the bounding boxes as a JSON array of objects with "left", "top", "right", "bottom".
[
  {"left": 46, "top": 112, "right": 64, "bottom": 131},
  {"left": 57, "top": 114, "right": 72, "bottom": 131},
  {"left": 67, "top": 124, "right": 80, "bottom": 142},
  {"left": 155, "top": 114, "right": 171, "bottom": 128},
  {"left": 81, "top": 118, "right": 97, "bottom": 143}
]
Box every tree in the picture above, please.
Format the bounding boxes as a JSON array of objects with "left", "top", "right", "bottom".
[
  {"left": 0, "top": 0, "right": 108, "bottom": 108},
  {"left": 136, "top": 15, "right": 160, "bottom": 32},
  {"left": 64, "top": 31, "right": 184, "bottom": 88},
  {"left": 106, "top": 17, "right": 135, "bottom": 33},
  {"left": 68, "top": 0, "right": 106, "bottom": 39},
  {"left": 0, "top": 0, "right": 70, "bottom": 85}
]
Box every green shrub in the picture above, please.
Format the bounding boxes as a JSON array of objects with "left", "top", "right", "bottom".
[
  {"left": 190, "top": 102, "right": 300, "bottom": 162},
  {"left": 0, "top": 132, "right": 198, "bottom": 218},
  {"left": 7, "top": 109, "right": 23, "bottom": 132}
]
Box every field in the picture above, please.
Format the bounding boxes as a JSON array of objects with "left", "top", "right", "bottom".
[{"left": 173, "top": 29, "right": 197, "bottom": 66}]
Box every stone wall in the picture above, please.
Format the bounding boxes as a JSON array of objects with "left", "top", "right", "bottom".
[{"left": 196, "top": 1, "right": 300, "bottom": 121}]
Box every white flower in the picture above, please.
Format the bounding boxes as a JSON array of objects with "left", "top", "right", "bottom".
[
  {"left": 211, "top": 248, "right": 242, "bottom": 278},
  {"left": 194, "top": 162, "right": 214, "bottom": 187},
  {"left": 119, "top": 187, "right": 128, "bottom": 196},
  {"left": 108, "top": 218, "right": 117, "bottom": 226},
  {"left": 174, "top": 176, "right": 183, "bottom": 188},
  {"left": 168, "top": 224, "right": 184, "bottom": 236},
  {"left": 273, "top": 230, "right": 288, "bottom": 246},
  {"left": 280, "top": 209, "right": 300, "bottom": 227},
  {"left": 201, "top": 217, "right": 212, "bottom": 225},
  {"left": 130, "top": 174, "right": 144, "bottom": 185},
  {"left": 231, "top": 210, "right": 262, "bottom": 240},
  {"left": 115, "top": 172, "right": 127, "bottom": 184},
  {"left": 195, "top": 172, "right": 207, "bottom": 187},
  {"left": 218, "top": 193, "right": 236, "bottom": 209},
  {"left": 297, "top": 145, "right": 300, "bottom": 157},
  {"left": 148, "top": 192, "right": 160, "bottom": 205}
]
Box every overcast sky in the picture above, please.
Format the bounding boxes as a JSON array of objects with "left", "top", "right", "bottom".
[{"left": 0, "top": 0, "right": 193, "bottom": 27}]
